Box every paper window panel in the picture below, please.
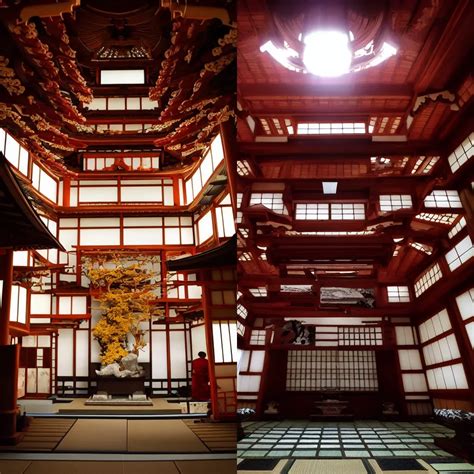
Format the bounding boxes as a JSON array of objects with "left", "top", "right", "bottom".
[
  {"left": 418, "top": 309, "right": 451, "bottom": 343},
  {"left": 216, "top": 206, "right": 235, "bottom": 238},
  {"left": 79, "top": 186, "right": 118, "bottom": 203},
  {"left": 448, "top": 132, "right": 474, "bottom": 173},
  {"left": 445, "top": 235, "right": 474, "bottom": 271},
  {"left": 180, "top": 227, "right": 194, "bottom": 245},
  {"left": 448, "top": 217, "right": 467, "bottom": 239},
  {"left": 100, "top": 69, "right": 145, "bottom": 85},
  {"left": 379, "top": 194, "right": 413, "bottom": 211},
  {"left": 414, "top": 263, "right": 443, "bottom": 297},
  {"left": 197, "top": 210, "right": 214, "bottom": 244},
  {"left": 163, "top": 186, "right": 174, "bottom": 205},
  {"left": 296, "top": 203, "right": 329, "bottom": 220},
  {"left": 402, "top": 373, "right": 428, "bottom": 393},
  {"left": 395, "top": 326, "right": 417, "bottom": 346},
  {"left": 387, "top": 286, "right": 410, "bottom": 302},
  {"left": 250, "top": 330, "right": 266, "bottom": 345},
  {"left": 4, "top": 132, "right": 20, "bottom": 168},
  {"left": 30, "top": 294, "right": 52, "bottom": 314},
  {"left": 121, "top": 186, "right": 162, "bottom": 202},
  {"left": 19, "top": 146, "right": 29, "bottom": 176},
  {"left": 465, "top": 322, "right": 474, "bottom": 348},
  {"left": 123, "top": 217, "right": 162, "bottom": 227},
  {"left": 426, "top": 363, "right": 469, "bottom": 390},
  {"left": 237, "top": 304, "right": 248, "bottom": 319},
  {"left": 190, "top": 325, "right": 206, "bottom": 360},
  {"left": 57, "top": 329, "right": 74, "bottom": 376},
  {"left": 422, "top": 334, "right": 460, "bottom": 366},
  {"left": 239, "top": 374, "right": 261, "bottom": 393},
  {"left": 238, "top": 350, "right": 250, "bottom": 373},
  {"left": 13, "top": 251, "right": 29, "bottom": 266},
  {"left": 212, "top": 321, "right": 236, "bottom": 363},
  {"left": 80, "top": 217, "right": 121, "bottom": 227},
  {"left": 169, "top": 331, "right": 187, "bottom": 379},
  {"left": 286, "top": 350, "right": 378, "bottom": 392},
  {"left": 123, "top": 228, "right": 162, "bottom": 245},
  {"left": 250, "top": 193, "right": 287, "bottom": 214},
  {"left": 80, "top": 228, "right": 120, "bottom": 246},
  {"left": 456, "top": 288, "right": 474, "bottom": 320},
  {"left": 151, "top": 330, "right": 168, "bottom": 379},
  {"left": 210, "top": 133, "right": 224, "bottom": 168},
  {"left": 424, "top": 190, "right": 463, "bottom": 208},
  {"left": 75, "top": 331, "right": 89, "bottom": 376},
  {"left": 338, "top": 326, "right": 383, "bottom": 346},
  {"left": 249, "top": 350, "right": 265, "bottom": 372},
  {"left": 398, "top": 350, "right": 423, "bottom": 370}
]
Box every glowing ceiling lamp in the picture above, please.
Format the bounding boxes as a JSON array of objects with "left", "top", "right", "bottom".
[
  {"left": 260, "top": 2, "right": 397, "bottom": 78},
  {"left": 303, "top": 30, "right": 352, "bottom": 77}
]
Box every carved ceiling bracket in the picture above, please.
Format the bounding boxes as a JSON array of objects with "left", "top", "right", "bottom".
[{"left": 407, "top": 89, "right": 460, "bottom": 129}]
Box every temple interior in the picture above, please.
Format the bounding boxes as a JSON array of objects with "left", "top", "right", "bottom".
[
  {"left": 236, "top": 0, "right": 474, "bottom": 472},
  {"left": 1, "top": 0, "right": 474, "bottom": 473},
  {"left": 0, "top": 0, "right": 236, "bottom": 472}
]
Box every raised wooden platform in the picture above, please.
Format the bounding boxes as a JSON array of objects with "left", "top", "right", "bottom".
[{"left": 57, "top": 398, "right": 184, "bottom": 415}]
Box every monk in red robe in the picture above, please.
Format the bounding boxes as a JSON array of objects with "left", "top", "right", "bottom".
[{"left": 191, "top": 351, "right": 210, "bottom": 401}]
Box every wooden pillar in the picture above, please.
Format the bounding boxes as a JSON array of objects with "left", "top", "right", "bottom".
[
  {"left": 0, "top": 249, "right": 13, "bottom": 345},
  {"left": 220, "top": 120, "right": 237, "bottom": 213},
  {"left": 202, "top": 279, "right": 219, "bottom": 419},
  {"left": 0, "top": 249, "right": 21, "bottom": 444}
]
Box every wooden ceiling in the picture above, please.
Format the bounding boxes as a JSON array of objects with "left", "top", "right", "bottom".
[{"left": 236, "top": 0, "right": 474, "bottom": 321}]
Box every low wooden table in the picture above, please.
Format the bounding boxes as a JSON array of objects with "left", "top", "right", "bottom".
[{"left": 310, "top": 399, "right": 354, "bottom": 421}]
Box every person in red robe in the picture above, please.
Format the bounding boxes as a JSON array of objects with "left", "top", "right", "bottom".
[{"left": 191, "top": 351, "right": 210, "bottom": 401}]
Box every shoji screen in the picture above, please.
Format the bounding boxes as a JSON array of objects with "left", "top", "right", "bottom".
[
  {"left": 395, "top": 325, "right": 431, "bottom": 415},
  {"left": 419, "top": 309, "right": 469, "bottom": 391},
  {"left": 286, "top": 350, "right": 378, "bottom": 391},
  {"left": 456, "top": 288, "right": 474, "bottom": 348},
  {"left": 237, "top": 349, "right": 265, "bottom": 410}
]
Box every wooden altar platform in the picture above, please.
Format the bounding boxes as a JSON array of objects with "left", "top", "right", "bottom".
[{"left": 57, "top": 398, "right": 191, "bottom": 415}]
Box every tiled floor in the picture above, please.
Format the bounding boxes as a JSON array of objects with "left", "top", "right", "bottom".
[{"left": 237, "top": 421, "right": 474, "bottom": 473}]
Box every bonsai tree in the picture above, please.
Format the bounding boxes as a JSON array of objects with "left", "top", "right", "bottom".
[{"left": 83, "top": 255, "right": 161, "bottom": 366}]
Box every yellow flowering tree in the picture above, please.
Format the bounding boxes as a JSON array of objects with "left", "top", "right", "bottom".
[{"left": 83, "top": 255, "right": 161, "bottom": 366}]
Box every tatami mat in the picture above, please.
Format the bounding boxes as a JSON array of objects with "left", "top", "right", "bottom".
[
  {"left": 185, "top": 421, "right": 237, "bottom": 452},
  {"left": 175, "top": 459, "right": 236, "bottom": 473},
  {"left": 368, "top": 458, "right": 437, "bottom": 473},
  {"left": 289, "top": 459, "right": 367, "bottom": 474},
  {"left": 0, "top": 460, "right": 32, "bottom": 474},
  {"left": 0, "top": 419, "right": 75, "bottom": 453},
  {"left": 127, "top": 419, "right": 209, "bottom": 453},
  {"left": 55, "top": 419, "right": 127, "bottom": 452}
]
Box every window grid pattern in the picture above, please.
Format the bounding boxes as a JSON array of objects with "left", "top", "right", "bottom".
[
  {"left": 424, "top": 190, "right": 463, "bottom": 208},
  {"left": 250, "top": 330, "right": 266, "bottom": 345},
  {"left": 379, "top": 194, "right": 413, "bottom": 211},
  {"left": 410, "top": 242, "right": 433, "bottom": 255},
  {"left": 416, "top": 213, "right": 458, "bottom": 225},
  {"left": 249, "top": 193, "right": 287, "bottom": 214},
  {"left": 414, "top": 263, "right": 443, "bottom": 297},
  {"left": 0, "top": 128, "right": 29, "bottom": 176},
  {"left": 448, "top": 132, "right": 474, "bottom": 173},
  {"left": 338, "top": 327, "right": 383, "bottom": 346},
  {"left": 83, "top": 155, "right": 160, "bottom": 172},
  {"left": 297, "top": 122, "right": 366, "bottom": 135},
  {"left": 86, "top": 96, "right": 156, "bottom": 111},
  {"left": 286, "top": 350, "right": 378, "bottom": 391},
  {"left": 445, "top": 235, "right": 474, "bottom": 271},
  {"left": 387, "top": 286, "right": 410, "bottom": 303},
  {"left": 237, "top": 160, "right": 252, "bottom": 176},
  {"left": 295, "top": 203, "right": 365, "bottom": 220},
  {"left": 237, "top": 304, "right": 248, "bottom": 319},
  {"left": 249, "top": 287, "right": 267, "bottom": 297},
  {"left": 448, "top": 217, "right": 467, "bottom": 239}
]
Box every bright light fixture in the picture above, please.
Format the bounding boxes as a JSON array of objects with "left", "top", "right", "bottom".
[
  {"left": 303, "top": 30, "right": 352, "bottom": 77},
  {"left": 322, "top": 181, "right": 338, "bottom": 194}
]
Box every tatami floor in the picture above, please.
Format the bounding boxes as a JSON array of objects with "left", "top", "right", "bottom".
[
  {"left": 237, "top": 421, "right": 474, "bottom": 473},
  {"left": 0, "top": 417, "right": 236, "bottom": 453},
  {"left": 0, "top": 459, "right": 236, "bottom": 474}
]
